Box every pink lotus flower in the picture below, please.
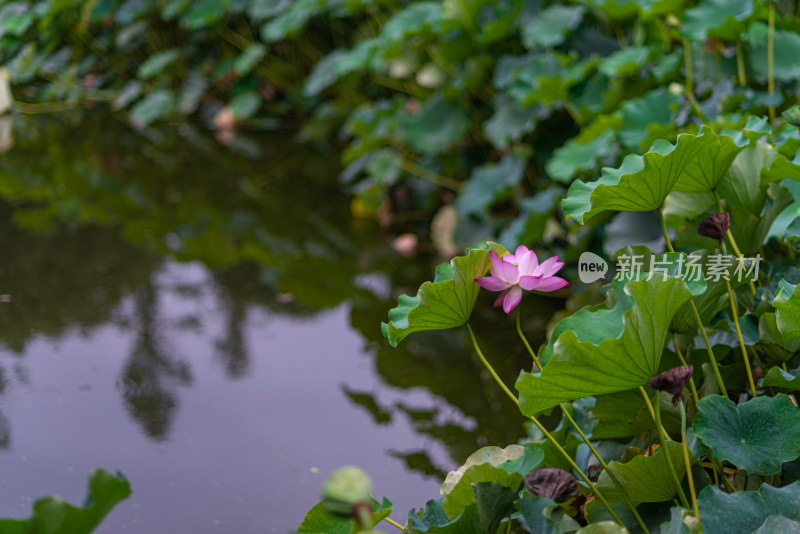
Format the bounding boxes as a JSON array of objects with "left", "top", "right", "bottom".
[{"left": 475, "top": 246, "right": 568, "bottom": 313}]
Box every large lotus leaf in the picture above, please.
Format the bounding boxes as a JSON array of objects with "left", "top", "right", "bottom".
[
  {"left": 0, "top": 469, "right": 131, "bottom": 534},
  {"left": 547, "top": 126, "right": 618, "bottom": 184},
  {"left": 673, "top": 117, "right": 771, "bottom": 193},
  {"left": 597, "top": 440, "right": 689, "bottom": 504},
  {"left": 682, "top": 0, "right": 755, "bottom": 41},
  {"left": 298, "top": 497, "right": 393, "bottom": 533},
  {"left": 773, "top": 280, "right": 800, "bottom": 341},
  {"left": 541, "top": 250, "right": 704, "bottom": 367},
  {"left": 517, "top": 496, "right": 581, "bottom": 534},
  {"left": 440, "top": 444, "right": 542, "bottom": 518},
  {"left": 401, "top": 94, "right": 469, "bottom": 156},
  {"left": 483, "top": 95, "right": 544, "bottom": 149},
  {"left": 763, "top": 365, "right": 800, "bottom": 392},
  {"left": 599, "top": 46, "right": 652, "bottom": 77},
  {"left": 617, "top": 88, "right": 680, "bottom": 151},
  {"left": 591, "top": 389, "right": 687, "bottom": 439},
  {"left": 747, "top": 26, "right": 800, "bottom": 83},
  {"left": 729, "top": 183, "right": 795, "bottom": 255},
  {"left": 456, "top": 154, "right": 525, "bottom": 217},
  {"left": 563, "top": 127, "right": 717, "bottom": 224},
  {"left": 407, "top": 483, "right": 517, "bottom": 534},
  {"left": 696, "top": 482, "right": 800, "bottom": 534},
  {"left": 693, "top": 394, "right": 800, "bottom": 475},
  {"left": 754, "top": 516, "right": 800, "bottom": 534},
  {"left": 520, "top": 5, "right": 584, "bottom": 49},
  {"left": 718, "top": 141, "right": 776, "bottom": 214},
  {"left": 516, "top": 275, "right": 695, "bottom": 416},
  {"left": 758, "top": 313, "right": 800, "bottom": 362},
  {"left": 382, "top": 243, "right": 508, "bottom": 347}
]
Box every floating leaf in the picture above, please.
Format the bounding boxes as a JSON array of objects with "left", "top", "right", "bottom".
[
  {"left": 0, "top": 470, "right": 131, "bottom": 534},
  {"left": 563, "top": 127, "right": 717, "bottom": 224},
  {"left": 382, "top": 244, "right": 508, "bottom": 347},
  {"left": 696, "top": 482, "right": 800, "bottom": 534},
  {"left": 597, "top": 440, "right": 690, "bottom": 504},
  {"left": 407, "top": 483, "right": 517, "bottom": 534},
  {"left": 692, "top": 394, "right": 800, "bottom": 476},
  {"left": 516, "top": 275, "right": 695, "bottom": 415},
  {"left": 440, "top": 444, "right": 542, "bottom": 518}
]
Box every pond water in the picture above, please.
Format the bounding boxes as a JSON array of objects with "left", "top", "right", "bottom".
[{"left": 0, "top": 115, "right": 555, "bottom": 532}]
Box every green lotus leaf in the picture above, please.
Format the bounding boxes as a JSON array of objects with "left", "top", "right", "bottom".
[
  {"left": 563, "top": 126, "right": 717, "bottom": 225},
  {"left": 576, "top": 521, "right": 630, "bottom": 533},
  {"left": 729, "top": 183, "right": 795, "bottom": 255},
  {"left": 692, "top": 394, "right": 800, "bottom": 476},
  {"left": 483, "top": 95, "right": 544, "bottom": 149},
  {"left": 696, "top": 482, "right": 800, "bottom": 534},
  {"left": 520, "top": 5, "right": 585, "bottom": 49},
  {"left": 518, "top": 496, "right": 581, "bottom": 534},
  {"left": 591, "top": 389, "right": 687, "bottom": 439},
  {"left": 598, "top": 45, "right": 652, "bottom": 77},
  {"left": 298, "top": 496, "right": 393, "bottom": 533},
  {"left": 382, "top": 243, "right": 508, "bottom": 347},
  {"left": 440, "top": 444, "right": 542, "bottom": 518},
  {"left": 747, "top": 26, "right": 800, "bottom": 83},
  {"left": 597, "top": 440, "right": 690, "bottom": 504},
  {"left": 407, "top": 483, "right": 517, "bottom": 534},
  {"left": 758, "top": 313, "right": 800, "bottom": 361},
  {"left": 763, "top": 365, "right": 800, "bottom": 392},
  {"left": 401, "top": 93, "right": 469, "bottom": 156},
  {"left": 456, "top": 154, "right": 525, "bottom": 217},
  {"left": 718, "top": 141, "right": 776, "bottom": 214},
  {"left": 773, "top": 280, "right": 800, "bottom": 341},
  {"left": 547, "top": 128, "right": 617, "bottom": 184},
  {"left": 0, "top": 469, "right": 131, "bottom": 534},
  {"left": 754, "top": 515, "right": 800, "bottom": 533},
  {"left": 660, "top": 507, "right": 702, "bottom": 534},
  {"left": 672, "top": 117, "right": 771, "bottom": 193},
  {"left": 682, "top": 0, "right": 755, "bottom": 41},
  {"left": 618, "top": 88, "right": 681, "bottom": 151},
  {"left": 581, "top": 0, "right": 639, "bottom": 20},
  {"left": 516, "top": 275, "right": 695, "bottom": 416}
]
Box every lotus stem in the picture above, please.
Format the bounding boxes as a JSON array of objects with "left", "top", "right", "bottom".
[
  {"left": 736, "top": 40, "right": 746, "bottom": 85},
  {"left": 639, "top": 386, "right": 671, "bottom": 439},
  {"left": 659, "top": 208, "right": 728, "bottom": 397},
  {"left": 515, "top": 314, "right": 648, "bottom": 531},
  {"left": 768, "top": 2, "right": 775, "bottom": 122},
  {"left": 516, "top": 308, "right": 543, "bottom": 372},
  {"left": 679, "top": 402, "right": 700, "bottom": 520},
  {"left": 654, "top": 395, "right": 691, "bottom": 509},
  {"left": 465, "top": 324, "right": 625, "bottom": 527},
  {"left": 714, "top": 192, "right": 756, "bottom": 295},
  {"left": 725, "top": 277, "right": 758, "bottom": 396},
  {"left": 683, "top": 38, "right": 693, "bottom": 97},
  {"left": 673, "top": 334, "right": 699, "bottom": 404},
  {"left": 384, "top": 516, "right": 404, "bottom": 530}
]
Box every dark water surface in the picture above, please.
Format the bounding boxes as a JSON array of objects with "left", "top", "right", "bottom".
[{"left": 0, "top": 115, "right": 550, "bottom": 532}]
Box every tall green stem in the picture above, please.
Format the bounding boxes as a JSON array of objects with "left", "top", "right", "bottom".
[
  {"left": 768, "top": 2, "right": 775, "bottom": 122},
  {"left": 673, "top": 334, "right": 699, "bottom": 405},
  {"left": 654, "top": 396, "right": 691, "bottom": 509},
  {"left": 516, "top": 308, "right": 543, "bottom": 372},
  {"left": 736, "top": 40, "right": 746, "bottom": 85},
  {"left": 725, "top": 277, "right": 758, "bottom": 396},
  {"left": 659, "top": 208, "right": 728, "bottom": 397},
  {"left": 466, "top": 324, "right": 625, "bottom": 527},
  {"left": 683, "top": 38, "right": 693, "bottom": 97},
  {"left": 679, "top": 402, "right": 700, "bottom": 519},
  {"left": 515, "top": 317, "right": 648, "bottom": 532}
]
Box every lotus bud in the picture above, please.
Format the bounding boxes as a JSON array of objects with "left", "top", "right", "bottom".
[
  {"left": 648, "top": 365, "right": 694, "bottom": 406},
  {"left": 524, "top": 468, "right": 580, "bottom": 503},
  {"left": 322, "top": 466, "right": 373, "bottom": 516},
  {"left": 696, "top": 212, "right": 730, "bottom": 243}
]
